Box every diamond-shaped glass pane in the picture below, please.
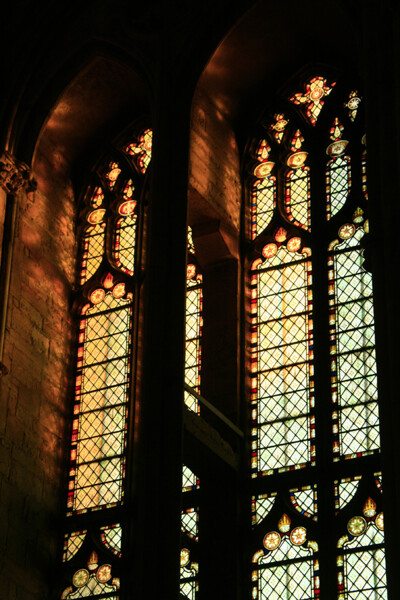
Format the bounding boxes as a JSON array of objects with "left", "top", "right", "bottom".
[
  {"left": 344, "top": 547, "right": 387, "bottom": 599},
  {"left": 69, "top": 295, "right": 132, "bottom": 515},
  {"left": 181, "top": 508, "right": 199, "bottom": 541},
  {"left": 114, "top": 214, "right": 136, "bottom": 275},
  {"left": 286, "top": 168, "right": 310, "bottom": 230},
  {"left": 290, "top": 486, "right": 317, "bottom": 520},
  {"left": 258, "top": 559, "right": 314, "bottom": 600},
  {"left": 63, "top": 531, "right": 87, "bottom": 561},
  {"left": 255, "top": 179, "right": 275, "bottom": 236},
  {"left": 327, "top": 156, "right": 350, "bottom": 219},
  {"left": 180, "top": 580, "right": 198, "bottom": 600},
  {"left": 258, "top": 416, "right": 310, "bottom": 471},
  {"left": 74, "top": 457, "right": 124, "bottom": 511},
  {"left": 185, "top": 279, "right": 202, "bottom": 413},
  {"left": 253, "top": 250, "right": 313, "bottom": 474},
  {"left": 340, "top": 401, "right": 380, "bottom": 455},
  {"left": 81, "top": 357, "right": 129, "bottom": 393},
  {"left": 335, "top": 477, "right": 361, "bottom": 512},
  {"left": 330, "top": 233, "right": 380, "bottom": 458},
  {"left": 78, "top": 385, "right": 127, "bottom": 413},
  {"left": 182, "top": 465, "right": 200, "bottom": 492},
  {"left": 180, "top": 547, "right": 199, "bottom": 600},
  {"left": 184, "top": 389, "right": 199, "bottom": 413},
  {"left": 252, "top": 494, "right": 276, "bottom": 525},
  {"left": 100, "top": 524, "right": 122, "bottom": 557},
  {"left": 81, "top": 224, "right": 105, "bottom": 284}
]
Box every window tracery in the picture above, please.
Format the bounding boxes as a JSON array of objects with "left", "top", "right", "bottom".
[
  {"left": 252, "top": 513, "right": 319, "bottom": 600},
  {"left": 337, "top": 493, "right": 386, "bottom": 599},
  {"left": 248, "top": 74, "right": 386, "bottom": 599},
  {"left": 185, "top": 226, "right": 203, "bottom": 413},
  {"left": 250, "top": 244, "right": 314, "bottom": 475}
]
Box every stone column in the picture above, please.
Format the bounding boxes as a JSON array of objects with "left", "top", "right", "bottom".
[{"left": 125, "top": 60, "right": 191, "bottom": 600}]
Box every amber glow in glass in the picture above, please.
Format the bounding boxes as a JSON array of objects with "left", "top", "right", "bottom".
[
  {"left": 185, "top": 230, "right": 203, "bottom": 413},
  {"left": 251, "top": 247, "right": 314, "bottom": 475},
  {"left": 67, "top": 292, "right": 132, "bottom": 514},
  {"left": 285, "top": 167, "right": 310, "bottom": 231}
]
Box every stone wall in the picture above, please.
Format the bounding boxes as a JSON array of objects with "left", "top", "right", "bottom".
[
  {"left": 0, "top": 146, "right": 76, "bottom": 598},
  {"left": 189, "top": 88, "right": 241, "bottom": 242},
  {"left": 188, "top": 86, "right": 242, "bottom": 426}
]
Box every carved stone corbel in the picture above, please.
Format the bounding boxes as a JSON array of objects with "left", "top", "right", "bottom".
[{"left": 0, "top": 151, "right": 37, "bottom": 194}]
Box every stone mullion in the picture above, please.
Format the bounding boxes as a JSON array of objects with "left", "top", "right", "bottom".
[
  {"left": 308, "top": 137, "right": 338, "bottom": 600},
  {"left": 125, "top": 65, "right": 190, "bottom": 600}
]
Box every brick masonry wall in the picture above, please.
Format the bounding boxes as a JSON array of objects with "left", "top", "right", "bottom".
[
  {"left": 189, "top": 88, "right": 241, "bottom": 235},
  {"left": 188, "top": 86, "right": 242, "bottom": 427},
  {"left": 0, "top": 149, "right": 76, "bottom": 598}
]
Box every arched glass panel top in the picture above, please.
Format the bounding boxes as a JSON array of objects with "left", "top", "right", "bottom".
[
  {"left": 247, "top": 73, "right": 384, "bottom": 600},
  {"left": 62, "top": 127, "right": 152, "bottom": 599}
]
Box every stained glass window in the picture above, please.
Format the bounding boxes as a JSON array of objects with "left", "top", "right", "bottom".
[
  {"left": 185, "top": 227, "right": 203, "bottom": 413},
  {"left": 68, "top": 289, "right": 132, "bottom": 514},
  {"left": 270, "top": 113, "right": 289, "bottom": 143},
  {"left": 326, "top": 119, "right": 351, "bottom": 221},
  {"left": 361, "top": 136, "right": 368, "bottom": 200},
  {"left": 124, "top": 128, "right": 152, "bottom": 173},
  {"left": 251, "top": 243, "right": 314, "bottom": 475},
  {"left": 285, "top": 165, "right": 310, "bottom": 230},
  {"left": 326, "top": 155, "right": 351, "bottom": 220},
  {"left": 113, "top": 180, "right": 138, "bottom": 276},
  {"left": 180, "top": 548, "right": 199, "bottom": 600},
  {"left": 247, "top": 74, "right": 385, "bottom": 599},
  {"left": 80, "top": 222, "right": 106, "bottom": 285},
  {"left": 251, "top": 140, "right": 276, "bottom": 239},
  {"left": 181, "top": 507, "right": 199, "bottom": 541},
  {"left": 251, "top": 493, "right": 277, "bottom": 527},
  {"left": 182, "top": 464, "right": 200, "bottom": 493},
  {"left": 284, "top": 130, "right": 310, "bottom": 231},
  {"left": 181, "top": 469, "right": 199, "bottom": 598},
  {"left": 63, "top": 531, "right": 87, "bottom": 562},
  {"left": 100, "top": 524, "right": 122, "bottom": 557},
  {"left": 344, "top": 91, "right": 362, "bottom": 122},
  {"left": 252, "top": 487, "right": 317, "bottom": 528},
  {"left": 289, "top": 485, "right": 318, "bottom": 521},
  {"left": 62, "top": 128, "right": 152, "bottom": 597},
  {"left": 334, "top": 476, "right": 362, "bottom": 513},
  {"left": 252, "top": 514, "right": 319, "bottom": 600},
  {"left": 61, "top": 551, "right": 120, "bottom": 599},
  {"left": 180, "top": 227, "right": 201, "bottom": 599},
  {"left": 329, "top": 222, "right": 380, "bottom": 460},
  {"left": 290, "top": 75, "right": 336, "bottom": 125},
  {"left": 337, "top": 496, "right": 386, "bottom": 599}
]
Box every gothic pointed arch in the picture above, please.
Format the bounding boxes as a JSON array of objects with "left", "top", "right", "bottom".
[
  {"left": 19, "top": 53, "right": 154, "bottom": 598},
  {"left": 246, "top": 68, "right": 386, "bottom": 600},
  {"left": 60, "top": 124, "right": 152, "bottom": 598}
]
